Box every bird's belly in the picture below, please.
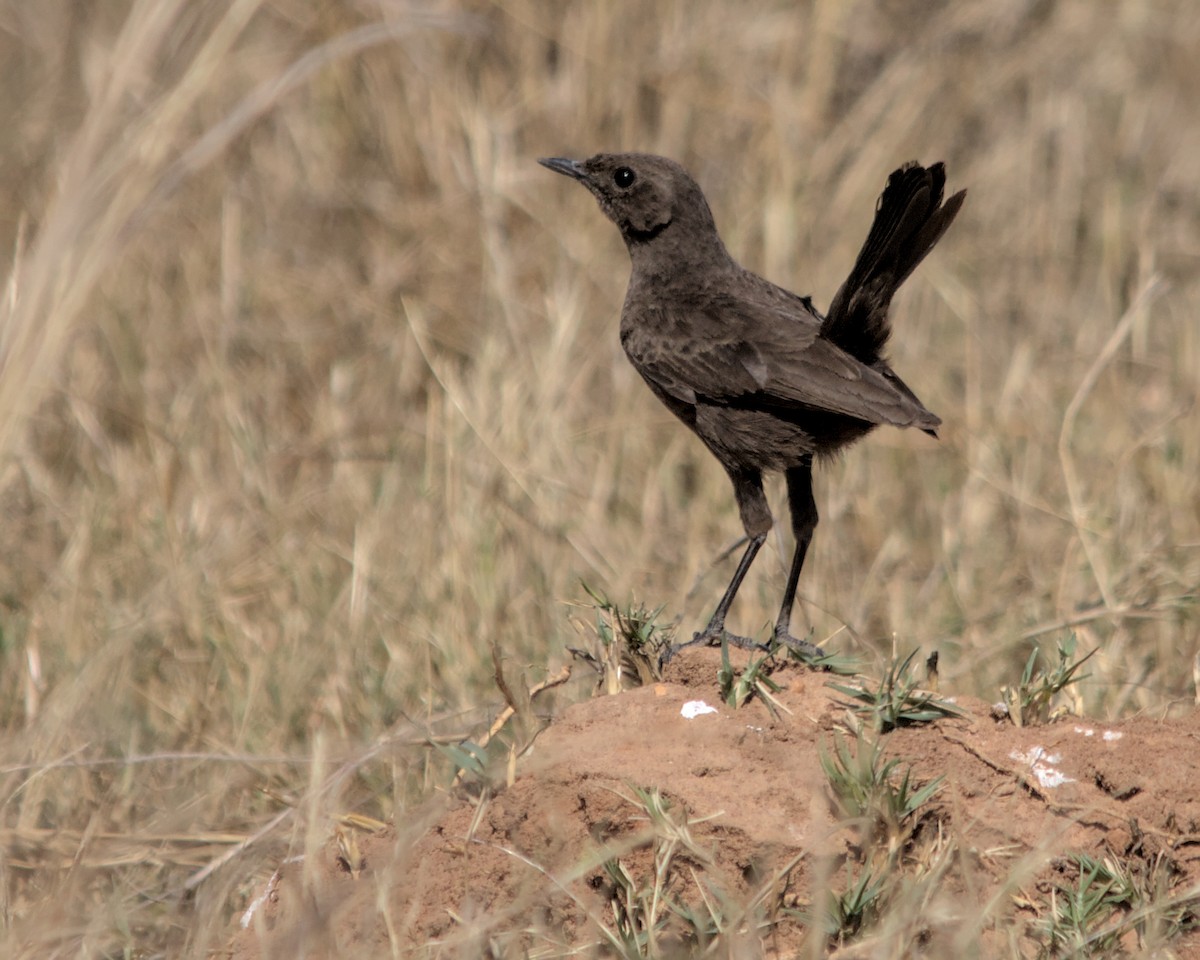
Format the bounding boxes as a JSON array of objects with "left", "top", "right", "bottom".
[
  {"left": 691, "top": 402, "right": 876, "bottom": 472},
  {"left": 690, "top": 405, "right": 812, "bottom": 472}
]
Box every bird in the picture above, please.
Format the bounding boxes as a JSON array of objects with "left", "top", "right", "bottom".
[{"left": 539, "top": 152, "right": 965, "bottom": 658}]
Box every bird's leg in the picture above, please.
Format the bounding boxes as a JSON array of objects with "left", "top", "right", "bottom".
[
  {"left": 662, "top": 469, "right": 770, "bottom": 664},
  {"left": 660, "top": 533, "right": 766, "bottom": 666},
  {"left": 774, "top": 462, "right": 825, "bottom": 658},
  {"left": 689, "top": 532, "right": 766, "bottom": 649}
]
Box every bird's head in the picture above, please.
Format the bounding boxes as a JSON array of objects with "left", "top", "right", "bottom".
[{"left": 538, "top": 152, "right": 719, "bottom": 249}]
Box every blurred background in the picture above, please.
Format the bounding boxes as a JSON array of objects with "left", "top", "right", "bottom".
[{"left": 0, "top": 0, "right": 1197, "bottom": 953}]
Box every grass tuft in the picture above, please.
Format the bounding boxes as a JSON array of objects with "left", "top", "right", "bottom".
[
  {"left": 999, "top": 635, "right": 1096, "bottom": 727},
  {"left": 828, "top": 649, "right": 965, "bottom": 732}
]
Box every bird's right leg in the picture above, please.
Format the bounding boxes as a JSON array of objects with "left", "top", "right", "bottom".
[
  {"left": 664, "top": 468, "right": 770, "bottom": 662},
  {"left": 690, "top": 531, "right": 766, "bottom": 648}
]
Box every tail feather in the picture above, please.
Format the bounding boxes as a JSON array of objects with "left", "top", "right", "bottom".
[{"left": 822, "top": 162, "right": 965, "bottom": 365}]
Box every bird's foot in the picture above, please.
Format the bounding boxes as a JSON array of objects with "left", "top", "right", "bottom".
[
  {"left": 660, "top": 627, "right": 761, "bottom": 667},
  {"left": 695, "top": 627, "right": 761, "bottom": 651},
  {"left": 772, "top": 627, "right": 826, "bottom": 663}
]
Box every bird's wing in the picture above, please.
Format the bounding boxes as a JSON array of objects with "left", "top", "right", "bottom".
[{"left": 621, "top": 292, "right": 938, "bottom": 430}]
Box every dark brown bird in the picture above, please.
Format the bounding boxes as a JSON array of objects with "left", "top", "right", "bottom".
[{"left": 539, "top": 153, "right": 964, "bottom": 657}]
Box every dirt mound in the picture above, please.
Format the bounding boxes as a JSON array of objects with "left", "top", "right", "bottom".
[{"left": 231, "top": 649, "right": 1200, "bottom": 957}]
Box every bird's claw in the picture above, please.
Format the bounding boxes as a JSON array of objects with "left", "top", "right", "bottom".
[
  {"left": 659, "top": 627, "right": 824, "bottom": 669},
  {"left": 659, "top": 627, "right": 761, "bottom": 668},
  {"left": 693, "top": 628, "right": 760, "bottom": 650},
  {"left": 772, "top": 629, "right": 826, "bottom": 661}
]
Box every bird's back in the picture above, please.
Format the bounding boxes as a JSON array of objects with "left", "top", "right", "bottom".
[{"left": 620, "top": 254, "right": 942, "bottom": 469}]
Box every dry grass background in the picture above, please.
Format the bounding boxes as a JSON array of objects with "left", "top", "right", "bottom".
[{"left": 0, "top": 0, "right": 1197, "bottom": 955}]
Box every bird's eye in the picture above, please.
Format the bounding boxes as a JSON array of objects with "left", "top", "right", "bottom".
[{"left": 614, "top": 167, "right": 636, "bottom": 188}]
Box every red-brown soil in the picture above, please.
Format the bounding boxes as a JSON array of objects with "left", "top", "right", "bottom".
[{"left": 231, "top": 648, "right": 1200, "bottom": 958}]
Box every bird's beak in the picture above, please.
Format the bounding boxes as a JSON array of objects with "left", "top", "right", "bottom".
[{"left": 538, "top": 157, "right": 587, "bottom": 181}]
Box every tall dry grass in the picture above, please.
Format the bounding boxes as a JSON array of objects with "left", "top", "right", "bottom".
[{"left": 0, "top": 0, "right": 1196, "bottom": 954}]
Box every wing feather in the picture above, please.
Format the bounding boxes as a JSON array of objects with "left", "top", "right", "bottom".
[{"left": 620, "top": 288, "right": 938, "bottom": 431}]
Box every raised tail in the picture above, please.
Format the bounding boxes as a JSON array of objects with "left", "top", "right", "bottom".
[{"left": 821, "top": 162, "right": 965, "bottom": 365}]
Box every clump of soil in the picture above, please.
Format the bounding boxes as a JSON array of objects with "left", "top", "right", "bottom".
[{"left": 231, "top": 647, "right": 1200, "bottom": 958}]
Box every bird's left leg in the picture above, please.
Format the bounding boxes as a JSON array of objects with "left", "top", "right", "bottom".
[{"left": 774, "top": 459, "right": 825, "bottom": 658}]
